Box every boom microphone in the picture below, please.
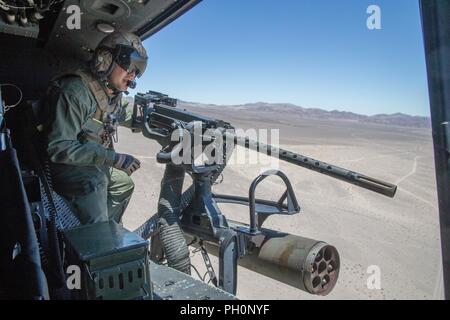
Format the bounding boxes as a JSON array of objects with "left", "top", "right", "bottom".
[{"left": 127, "top": 80, "right": 137, "bottom": 89}]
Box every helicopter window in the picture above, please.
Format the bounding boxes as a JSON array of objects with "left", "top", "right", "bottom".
[{"left": 123, "top": 0, "right": 441, "bottom": 300}]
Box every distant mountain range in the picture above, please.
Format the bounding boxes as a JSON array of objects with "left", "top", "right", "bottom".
[
  {"left": 179, "top": 101, "right": 431, "bottom": 128},
  {"left": 123, "top": 97, "right": 431, "bottom": 128}
]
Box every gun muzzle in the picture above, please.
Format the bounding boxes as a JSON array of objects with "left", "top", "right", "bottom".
[{"left": 185, "top": 220, "right": 340, "bottom": 296}]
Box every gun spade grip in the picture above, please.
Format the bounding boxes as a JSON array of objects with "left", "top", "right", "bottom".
[{"left": 156, "top": 151, "right": 172, "bottom": 164}]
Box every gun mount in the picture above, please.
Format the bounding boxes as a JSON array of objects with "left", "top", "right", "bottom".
[{"left": 131, "top": 90, "right": 397, "bottom": 296}]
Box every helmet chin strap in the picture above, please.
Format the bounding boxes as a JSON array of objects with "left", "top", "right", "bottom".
[
  {"left": 104, "top": 80, "right": 133, "bottom": 96},
  {"left": 102, "top": 62, "right": 134, "bottom": 95},
  {"left": 104, "top": 81, "right": 122, "bottom": 95}
]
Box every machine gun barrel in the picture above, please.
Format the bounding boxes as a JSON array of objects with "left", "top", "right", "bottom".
[
  {"left": 224, "top": 132, "right": 397, "bottom": 198},
  {"left": 134, "top": 95, "right": 397, "bottom": 197}
]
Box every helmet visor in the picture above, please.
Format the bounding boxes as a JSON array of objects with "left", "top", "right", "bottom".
[{"left": 115, "top": 45, "right": 147, "bottom": 78}]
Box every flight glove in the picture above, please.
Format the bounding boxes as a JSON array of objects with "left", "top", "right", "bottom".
[{"left": 113, "top": 153, "right": 141, "bottom": 176}]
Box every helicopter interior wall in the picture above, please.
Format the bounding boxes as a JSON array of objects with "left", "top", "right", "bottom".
[
  {"left": 0, "top": 32, "right": 81, "bottom": 172},
  {"left": 43, "top": 0, "right": 201, "bottom": 62},
  {"left": 0, "top": 33, "right": 64, "bottom": 101}
]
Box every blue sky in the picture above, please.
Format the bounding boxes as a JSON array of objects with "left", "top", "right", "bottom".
[{"left": 135, "top": 0, "right": 430, "bottom": 117}]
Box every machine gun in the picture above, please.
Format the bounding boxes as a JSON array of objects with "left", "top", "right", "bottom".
[{"left": 131, "top": 90, "right": 397, "bottom": 296}]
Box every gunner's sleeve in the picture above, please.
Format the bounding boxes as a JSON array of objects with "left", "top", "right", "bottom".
[{"left": 46, "top": 78, "right": 116, "bottom": 166}]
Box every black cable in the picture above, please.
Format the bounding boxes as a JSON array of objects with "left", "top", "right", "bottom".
[{"left": 189, "top": 263, "right": 203, "bottom": 281}]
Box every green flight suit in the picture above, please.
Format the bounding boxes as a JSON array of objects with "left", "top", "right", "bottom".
[{"left": 45, "top": 74, "right": 134, "bottom": 225}]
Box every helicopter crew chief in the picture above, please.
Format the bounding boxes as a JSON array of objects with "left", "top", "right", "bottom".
[{"left": 44, "top": 32, "right": 148, "bottom": 225}]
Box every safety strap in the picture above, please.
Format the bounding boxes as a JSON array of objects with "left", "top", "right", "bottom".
[{"left": 52, "top": 68, "right": 121, "bottom": 122}]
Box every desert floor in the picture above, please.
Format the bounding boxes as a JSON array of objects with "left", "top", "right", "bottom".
[{"left": 116, "top": 106, "right": 443, "bottom": 300}]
